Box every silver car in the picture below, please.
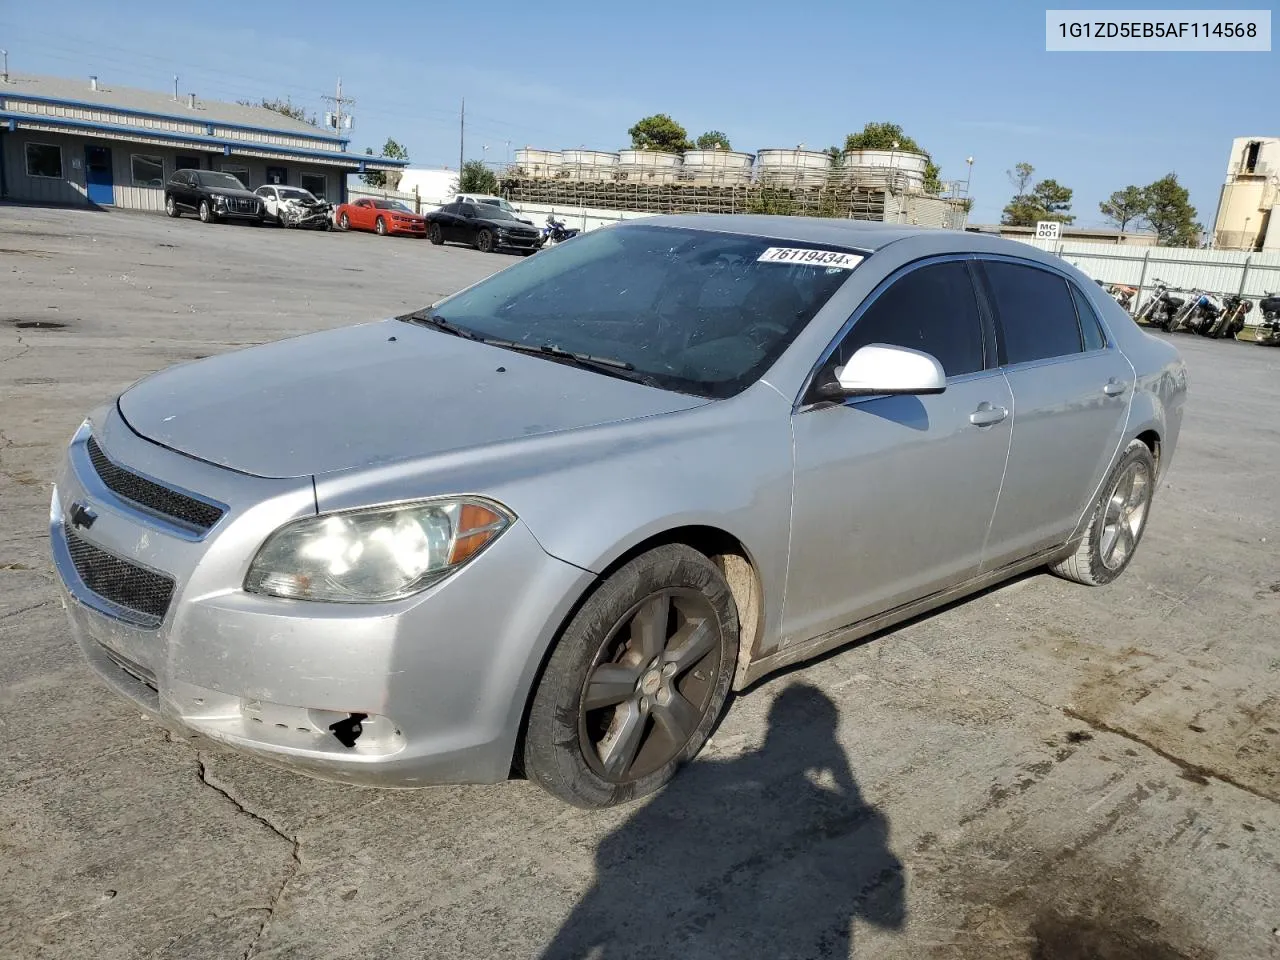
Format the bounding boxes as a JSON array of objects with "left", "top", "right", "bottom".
[{"left": 50, "top": 216, "right": 1188, "bottom": 808}]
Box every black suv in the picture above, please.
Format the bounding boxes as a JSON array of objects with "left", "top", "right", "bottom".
[{"left": 164, "top": 169, "right": 264, "bottom": 224}]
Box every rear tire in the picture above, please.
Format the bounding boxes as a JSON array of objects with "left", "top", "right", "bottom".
[
  {"left": 1051, "top": 440, "right": 1156, "bottom": 586},
  {"left": 164, "top": 195, "right": 180, "bottom": 218},
  {"left": 523, "top": 544, "right": 739, "bottom": 809},
  {"left": 428, "top": 222, "right": 443, "bottom": 245}
]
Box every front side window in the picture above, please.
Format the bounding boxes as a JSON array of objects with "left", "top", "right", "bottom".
[
  {"left": 130, "top": 154, "right": 164, "bottom": 188},
  {"left": 25, "top": 143, "right": 63, "bottom": 179},
  {"left": 828, "top": 260, "right": 986, "bottom": 378},
  {"left": 982, "top": 260, "right": 1084, "bottom": 364},
  {"left": 421, "top": 224, "right": 858, "bottom": 398}
]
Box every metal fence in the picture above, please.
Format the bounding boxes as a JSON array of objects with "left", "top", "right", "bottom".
[{"left": 1011, "top": 238, "right": 1280, "bottom": 321}]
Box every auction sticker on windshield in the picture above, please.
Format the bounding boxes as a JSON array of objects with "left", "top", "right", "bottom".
[{"left": 757, "top": 247, "right": 864, "bottom": 269}]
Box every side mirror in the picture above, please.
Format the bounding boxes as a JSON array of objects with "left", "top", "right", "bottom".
[{"left": 816, "top": 344, "right": 946, "bottom": 400}]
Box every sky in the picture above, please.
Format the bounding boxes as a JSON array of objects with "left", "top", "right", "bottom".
[{"left": 2, "top": 0, "right": 1275, "bottom": 226}]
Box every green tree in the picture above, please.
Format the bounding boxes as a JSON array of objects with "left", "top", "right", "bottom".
[
  {"left": 1001, "top": 163, "right": 1075, "bottom": 225},
  {"left": 1142, "top": 173, "right": 1201, "bottom": 247},
  {"left": 1099, "top": 185, "right": 1147, "bottom": 232},
  {"left": 628, "top": 114, "right": 692, "bottom": 153},
  {"left": 238, "top": 97, "right": 317, "bottom": 125},
  {"left": 360, "top": 138, "right": 409, "bottom": 188},
  {"left": 459, "top": 159, "right": 498, "bottom": 194},
  {"left": 695, "top": 130, "right": 731, "bottom": 150},
  {"left": 843, "top": 121, "right": 942, "bottom": 193}
]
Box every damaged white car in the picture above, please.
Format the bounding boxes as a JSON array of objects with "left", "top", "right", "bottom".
[{"left": 254, "top": 186, "right": 333, "bottom": 230}]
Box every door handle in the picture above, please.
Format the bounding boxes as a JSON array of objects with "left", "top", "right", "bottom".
[
  {"left": 969, "top": 402, "right": 1009, "bottom": 427},
  {"left": 1103, "top": 379, "right": 1128, "bottom": 397}
]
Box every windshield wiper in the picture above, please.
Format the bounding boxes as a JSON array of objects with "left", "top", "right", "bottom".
[
  {"left": 478, "top": 337, "right": 656, "bottom": 384},
  {"left": 397, "top": 309, "right": 478, "bottom": 340}
]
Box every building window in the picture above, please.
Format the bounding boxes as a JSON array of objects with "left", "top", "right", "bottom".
[
  {"left": 301, "top": 173, "right": 327, "bottom": 198},
  {"left": 131, "top": 154, "right": 164, "bottom": 188},
  {"left": 25, "top": 142, "right": 64, "bottom": 179},
  {"left": 220, "top": 163, "right": 250, "bottom": 187}
]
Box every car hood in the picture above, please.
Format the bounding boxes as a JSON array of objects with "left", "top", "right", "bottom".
[
  {"left": 485, "top": 218, "right": 538, "bottom": 232},
  {"left": 117, "top": 319, "right": 707, "bottom": 479},
  {"left": 207, "top": 187, "right": 258, "bottom": 201}
]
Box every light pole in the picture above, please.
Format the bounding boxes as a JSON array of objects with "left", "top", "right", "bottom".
[{"left": 965, "top": 156, "right": 975, "bottom": 196}]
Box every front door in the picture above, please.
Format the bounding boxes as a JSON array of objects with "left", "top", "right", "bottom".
[
  {"left": 84, "top": 145, "right": 114, "bottom": 205},
  {"left": 977, "top": 260, "right": 1133, "bottom": 567},
  {"left": 784, "top": 258, "right": 1012, "bottom": 645}
]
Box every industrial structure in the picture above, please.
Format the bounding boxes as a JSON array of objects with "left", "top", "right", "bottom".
[
  {"left": 1211, "top": 137, "right": 1280, "bottom": 251},
  {"left": 0, "top": 72, "right": 408, "bottom": 210},
  {"left": 499, "top": 145, "right": 970, "bottom": 228}
]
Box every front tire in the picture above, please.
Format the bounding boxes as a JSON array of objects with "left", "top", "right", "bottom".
[
  {"left": 1051, "top": 440, "right": 1156, "bottom": 586},
  {"left": 198, "top": 200, "right": 215, "bottom": 224},
  {"left": 164, "top": 195, "right": 179, "bottom": 218},
  {"left": 476, "top": 229, "right": 495, "bottom": 253},
  {"left": 523, "top": 544, "right": 739, "bottom": 809}
]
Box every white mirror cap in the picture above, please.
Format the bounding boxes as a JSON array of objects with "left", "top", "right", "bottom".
[{"left": 836, "top": 343, "right": 946, "bottom": 394}]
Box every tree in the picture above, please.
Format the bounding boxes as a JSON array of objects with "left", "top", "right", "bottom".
[
  {"left": 360, "top": 138, "right": 409, "bottom": 188},
  {"left": 238, "top": 97, "right": 317, "bottom": 125},
  {"left": 843, "top": 121, "right": 942, "bottom": 193},
  {"left": 1001, "top": 162, "right": 1075, "bottom": 226},
  {"left": 1099, "top": 186, "right": 1147, "bottom": 232},
  {"left": 695, "top": 130, "right": 731, "bottom": 150},
  {"left": 628, "top": 114, "right": 692, "bottom": 153},
  {"left": 1142, "top": 173, "right": 1200, "bottom": 247},
  {"left": 459, "top": 159, "right": 498, "bottom": 194}
]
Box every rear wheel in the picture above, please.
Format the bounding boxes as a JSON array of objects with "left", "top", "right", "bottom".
[
  {"left": 164, "top": 195, "right": 179, "bottom": 218},
  {"left": 523, "top": 544, "right": 738, "bottom": 808},
  {"left": 339, "top": 212, "right": 350, "bottom": 230},
  {"left": 375, "top": 216, "right": 387, "bottom": 236},
  {"left": 476, "top": 229, "right": 495, "bottom": 253},
  {"left": 1051, "top": 440, "right": 1156, "bottom": 586},
  {"left": 428, "top": 222, "right": 443, "bottom": 245}
]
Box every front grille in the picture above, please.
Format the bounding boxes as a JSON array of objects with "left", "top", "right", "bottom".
[
  {"left": 65, "top": 528, "right": 175, "bottom": 624},
  {"left": 227, "top": 198, "right": 258, "bottom": 213},
  {"left": 87, "top": 436, "right": 224, "bottom": 531}
]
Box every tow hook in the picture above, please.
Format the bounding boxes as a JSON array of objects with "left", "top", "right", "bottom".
[{"left": 328, "top": 713, "right": 367, "bottom": 748}]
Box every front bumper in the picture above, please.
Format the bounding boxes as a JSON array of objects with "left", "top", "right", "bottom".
[
  {"left": 51, "top": 411, "right": 593, "bottom": 787},
  {"left": 389, "top": 220, "right": 427, "bottom": 235}
]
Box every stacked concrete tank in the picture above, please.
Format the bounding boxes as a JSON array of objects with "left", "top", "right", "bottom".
[
  {"left": 560, "top": 149, "right": 620, "bottom": 181},
  {"left": 756, "top": 148, "right": 833, "bottom": 188},
  {"left": 512, "top": 148, "right": 563, "bottom": 179},
  {"left": 616, "top": 149, "right": 683, "bottom": 183},
  {"left": 842, "top": 149, "right": 929, "bottom": 193},
  {"left": 680, "top": 148, "right": 755, "bottom": 185}
]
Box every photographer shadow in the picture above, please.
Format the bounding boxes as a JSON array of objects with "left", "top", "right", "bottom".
[{"left": 541, "top": 683, "right": 906, "bottom": 959}]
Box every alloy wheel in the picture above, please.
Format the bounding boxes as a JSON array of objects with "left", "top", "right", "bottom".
[
  {"left": 577, "top": 588, "right": 725, "bottom": 783},
  {"left": 1099, "top": 460, "right": 1151, "bottom": 570}
]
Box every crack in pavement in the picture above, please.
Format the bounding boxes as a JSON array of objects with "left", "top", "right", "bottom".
[
  {"left": 1063, "top": 707, "right": 1278, "bottom": 805},
  {"left": 0, "top": 334, "right": 31, "bottom": 364},
  {"left": 193, "top": 752, "right": 303, "bottom": 960}
]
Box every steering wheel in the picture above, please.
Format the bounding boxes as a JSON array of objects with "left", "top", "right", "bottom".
[{"left": 742, "top": 319, "right": 790, "bottom": 348}]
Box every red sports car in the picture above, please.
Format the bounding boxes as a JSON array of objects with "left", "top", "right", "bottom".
[{"left": 334, "top": 198, "right": 428, "bottom": 237}]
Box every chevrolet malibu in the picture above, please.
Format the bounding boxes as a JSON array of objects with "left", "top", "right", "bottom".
[{"left": 50, "top": 216, "right": 1188, "bottom": 808}]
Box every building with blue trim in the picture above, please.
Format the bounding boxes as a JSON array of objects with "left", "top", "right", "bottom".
[{"left": 0, "top": 73, "right": 409, "bottom": 210}]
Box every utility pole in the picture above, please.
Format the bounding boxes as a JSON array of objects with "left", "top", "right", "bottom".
[
  {"left": 172, "top": 74, "right": 179, "bottom": 101},
  {"left": 1, "top": 50, "right": 8, "bottom": 84},
  {"left": 322, "top": 77, "right": 356, "bottom": 133},
  {"left": 458, "top": 97, "right": 465, "bottom": 174}
]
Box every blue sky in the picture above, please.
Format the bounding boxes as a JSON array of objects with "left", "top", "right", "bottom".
[{"left": 2, "top": 1, "right": 1273, "bottom": 226}]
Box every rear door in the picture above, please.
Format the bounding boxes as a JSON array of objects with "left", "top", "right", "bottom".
[
  {"left": 784, "top": 257, "right": 1012, "bottom": 644},
  {"left": 977, "top": 258, "right": 1133, "bottom": 568},
  {"left": 438, "top": 203, "right": 463, "bottom": 241}
]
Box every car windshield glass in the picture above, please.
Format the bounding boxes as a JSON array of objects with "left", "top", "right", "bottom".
[
  {"left": 375, "top": 200, "right": 411, "bottom": 211},
  {"left": 473, "top": 206, "right": 518, "bottom": 221},
  {"left": 196, "top": 171, "right": 246, "bottom": 190},
  {"left": 420, "top": 224, "right": 860, "bottom": 398},
  {"left": 278, "top": 188, "right": 314, "bottom": 201}
]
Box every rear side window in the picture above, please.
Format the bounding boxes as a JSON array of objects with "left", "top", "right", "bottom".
[
  {"left": 833, "top": 260, "right": 986, "bottom": 377},
  {"left": 1069, "top": 283, "right": 1108, "bottom": 351},
  {"left": 983, "top": 261, "right": 1083, "bottom": 364}
]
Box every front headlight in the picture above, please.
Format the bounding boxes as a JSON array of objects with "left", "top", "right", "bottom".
[{"left": 244, "top": 498, "right": 512, "bottom": 602}]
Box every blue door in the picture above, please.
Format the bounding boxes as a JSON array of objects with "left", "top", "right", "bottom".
[{"left": 84, "top": 145, "right": 114, "bottom": 205}]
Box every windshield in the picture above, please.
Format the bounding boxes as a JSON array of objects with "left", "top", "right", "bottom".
[
  {"left": 472, "top": 205, "right": 519, "bottom": 221},
  {"left": 196, "top": 171, "right": 246, "bottom": 190},
  {"left": 419, "top": 224, "right": 860, "bottom": 398},
  {"left": 479, "top": 198, "right": 514, "bottom": 210},
  {"left": 278, "top": 188, "right": 316, "bottom": 202},
  {"left": 374, "top": 200, "right": 412, "bottom": 212}
]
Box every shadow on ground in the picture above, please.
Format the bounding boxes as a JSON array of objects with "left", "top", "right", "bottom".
[{"left": 540, "top": 683, "right": 906, "bottom": 959}]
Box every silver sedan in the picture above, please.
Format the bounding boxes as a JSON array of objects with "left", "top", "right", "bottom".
[{"left": 50, "top": 216, "right": 1188, "bottom": 808}]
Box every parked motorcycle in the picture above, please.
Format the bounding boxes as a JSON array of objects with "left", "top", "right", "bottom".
[
  {"left": 1164, "top": 289, "right": 1208, "bottom": 333},
  {"left": 1134, "top": 280, "right": 1185, "bottom": 330},
  {"left": 1204, "top": 294, "right": 1252, "bottom": 338},
  {"left": 1256, "top": 293, "right": 1280, "bottom": 345},
  {"left": 1108, "top": 283, "right": 1137, "bottom": 313},
  {"left": 540, "top": 215, "right": 581, "bottom": 248},
  {"left": 1185, "top": 292, "right": 1225, "bottom": 336}
]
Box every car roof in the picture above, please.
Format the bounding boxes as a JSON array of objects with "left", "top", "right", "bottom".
[{"left": 632, "top": 214, "right": 1044, "bottom": 258}]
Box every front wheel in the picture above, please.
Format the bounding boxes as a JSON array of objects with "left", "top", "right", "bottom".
[
  {"left": 375, "top": 216, "right": 387, "bottom": 236},
  {"left": 164, "top": 195, "right": 179, "bottom": 218},
  {"left": 476, "top": 229, "right": 495, "bottom": 253},
  {"left": 198, "top": 200, "right": 215, "bottom": 223},
  {"left": 1050, "top": 440, "right": 1156, "bottom": 586},
  {"left": 523, "top": 544, "right": 739, "bottom": 808}
]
